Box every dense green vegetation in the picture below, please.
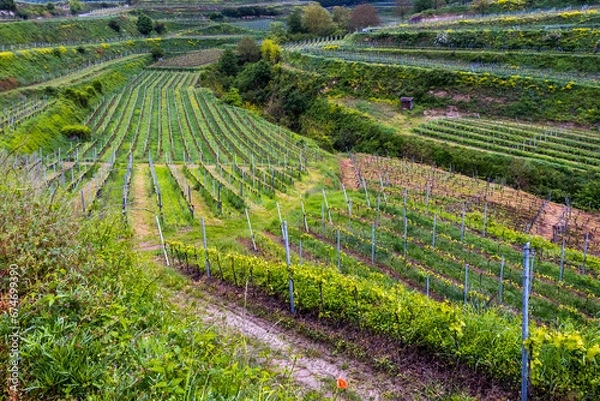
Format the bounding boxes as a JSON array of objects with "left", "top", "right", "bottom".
[
  {"left": 0, "top": 14, "right": 196, "bottom": 46},
  {"left": 198, "top": 46, "right": 600, "bottom": 210},
  {"left": 3, "top": 2, "right": 600, "bottom": 399},
  {"left": 0, "top": 156, "right": 314, "bottom": 400},
  {"left": 0, "top": 36, "right": 238, "bottom": 92},
  {"left": 2, "top": 56, "right": 149, "bottom": 152},
  {"left": 319, "top": 47, "right": 600, "bottom": 74},
  {"left": 353, "top": 27, "right": 600, "bottom": 52}
]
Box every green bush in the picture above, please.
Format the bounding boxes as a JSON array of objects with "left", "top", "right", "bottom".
[
  {"left": 136, "top": 13, "right": 154, "bottom": 35},
  {"left": 92, "top": 78, "right": 103, "bottom": 94},
  {"left": 150, "top": 46, "right": 164, "bottom": 60},
  {"left": 60, "top": 125, "right": 91, "bottom": 141},
  {"left": 62, "top": 87, "right": 91, "bottom": 108}
]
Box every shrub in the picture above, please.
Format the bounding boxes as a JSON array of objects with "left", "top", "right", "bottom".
[
  {"left": 108, "top": 19, "right": 121, "bottom": 32},
  {"left": 62, "top": 88, "right": 91, "bottom": 108},
  {"left": 150, "top": 46, "right": 164, "bottom": 60},
  {"left": 207, "top": 12, "right": 224, "bottom": 21},
  {"left": 60, "top": 125, "right": 91, "bottom": 141},
  {"left": 154, "top": 22, "right": 166, "bottom": 34},
  {"left": 137, "top": 14, "right": 153, "bottom": 35},
  {"left": 222, "top": 87, "right": 242, "bottom": 106},
  {"left": 92, "top": 79, "right": 103, "bottom": 94},
  {"left": 69, "top": 0, "right": 82, "bottom": 15}
]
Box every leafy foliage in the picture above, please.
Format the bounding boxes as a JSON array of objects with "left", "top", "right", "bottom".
[
  {"left": 303, "top": 3, "right": 334, "bottom": 36},
  {"left": 0, "top": 158, "right": 307, "bottom": 400},
  {"left": 60, "top": 124, "right": 91, "bottom": 140},
  {"left": 348, "top": 4, "right": 381, "bottom": 31},
  {"left": 137, "top": 13, "right": 154, "bottom": 35},
  {"left": 218, "top": 48, "right": 239, "bottom": 77},
  {"left": 0, "top": 0, "right": 15, "bottom": 12},
  {"left": 154, "top": 21, "right": 166, "bottom": 34},
  {"left": 287, "top": 6, "right": 305, "bottom": 34},
  {"left": 69, "top": 0, "right": 82, "bottom": 15},
  {"left": 260, "top": 39, "right": 282, "bottom": 63},
  {"left": 151, "top": 46, "right": 165, "bottom": 60},
  {"left": 237, "top": 36, "right": 261, "bottom": 64}
]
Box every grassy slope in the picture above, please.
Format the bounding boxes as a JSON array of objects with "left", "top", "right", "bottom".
[
  {"left": 0, "top": 37, "right": 239, "bottom": 93},
  {"left": 0, "top": 156, "right": 309, "bottom": 400},
  {"left": 1, "top": 56, "right": 151, "bottom": 153},
  {"left": 0, "top": 15, "right": 195, "bottom": 46}
]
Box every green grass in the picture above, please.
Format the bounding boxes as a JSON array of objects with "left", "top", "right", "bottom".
[
  {"left": 0, "top": 156, "right": 313, "bottom": 400},
  {"left": 155, "top": 165, "right": 195, "bottom": 230},
  {"left": 0, "top": 15, "right": 199, "bottom": 46}
]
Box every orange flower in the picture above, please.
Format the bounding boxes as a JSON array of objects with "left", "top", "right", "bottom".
[{"left": 337, "top": 378, "right": 348, "bottom": 389}]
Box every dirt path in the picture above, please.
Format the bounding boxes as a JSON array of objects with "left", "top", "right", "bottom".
[
  {"left": 129, "top": 164, "right": 161, "bottom": 251},
  {"left": 338, "top": 158, "right": 360, "bottom": 190},
  {"left": 173, "top": 282, "right": 406, "bottom": 401},
  {"left": 168, "top": 268, "right": 515, "bottom": 401},
  {"left": 176, "top": 289, "right": 380, "bottom": 400}
]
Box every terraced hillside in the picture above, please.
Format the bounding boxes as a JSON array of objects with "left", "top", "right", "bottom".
[
  {"left": 3, "top": 2, "right": 600, "bottom": 399},
  {"left": 12, "top": 67, "right": 597, "bottom": 400}
]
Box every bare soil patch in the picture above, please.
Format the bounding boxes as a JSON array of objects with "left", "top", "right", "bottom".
[
  {"left": 338, "top": 157, "right": 360, "bottom": 190},
  {"left": 173, "top": 261, "right": 517, "bottom": 401}
]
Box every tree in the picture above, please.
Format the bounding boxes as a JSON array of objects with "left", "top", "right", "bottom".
[
  {"left": 151, "top": 47, "right": 164, "bottom": 60},
  {"left": 69, "top": 0, "right": 82, "bottom": 15},
  {"left": 0, "top": 0, "right": 15, "bottom": 11},
  {"left": 137, "top": 13, "right": 154, "bottom": 35},
  {"left": 260, "top": 39, "right": 281, "bottom": 63},
  {"left": 218, "top": 49, "right": 239, "bottom": 76},
  {"left": 45, "top": 2, "right": 56, "bottom": 13},
  {"left": 154, "top": 22, "right": 166, "bottom": 34},
  {"left": 303, "top": 3, "right": 333, "bottom": 36},
  {"left": 348, "top": 4, "right": 380, "bottom": 32},
  {"left": 473, "top": 0, "right": 489, "bottom": 15},
  {"left": 332, "top": 6, "right": 350, "bottom": 32},
  {"left": 267, "top": 22, "right": 288, "bottom": 43},
  {"left": 413, "top": 0, "right": 434, "bottom": 13},
  {"left": 237, "top": 36, "right": 261, "bottom": 64},
  {"left": 234, "top": 60, "right": 272, "bottom": 103},
  {"left": 287, "top": 7, "right": 305, "bottom": 34},
  {"left": 395, "top": 0, "right": 412, "bottom": 18}
]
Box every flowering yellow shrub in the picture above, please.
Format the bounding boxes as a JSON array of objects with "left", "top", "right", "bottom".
[{"left": 0, "top": 51, "right": 15, "bottom": 60}]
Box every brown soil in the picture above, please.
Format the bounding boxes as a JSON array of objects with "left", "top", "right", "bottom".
[
  {"left": 348, "top": 154, "right": 600, "bottom": 255},
  {"left": 338, "top": 157, "right": 360, "bottom": 189},
  {"left": 423, "top": 106, "right": 479, "bottom": 119},
  {"left": 173, "top": 262, "right": 517, "bottom": 401}
]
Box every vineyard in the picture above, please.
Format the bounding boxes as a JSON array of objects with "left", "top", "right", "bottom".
[
  {"left": 413, "top": 117, "right": 600, "bottom": 171},
  {"left": 4, "top": 2, "right": 600, "bottom": 399},
  {"left": 21, "top": 65, "right": 598, "bottom": 399},
  {"left": 151, "top": 49, "right": 224, "bottom": 68},
  {"left": 298, "top": 47, "right": 600, "bottom": 85}
]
